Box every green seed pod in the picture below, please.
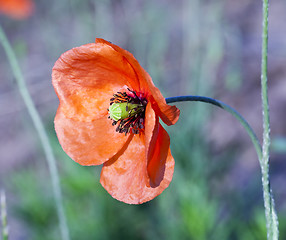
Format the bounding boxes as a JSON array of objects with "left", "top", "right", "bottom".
[{"left": 109, "top": 103, "right": 139, "bottom": 121}]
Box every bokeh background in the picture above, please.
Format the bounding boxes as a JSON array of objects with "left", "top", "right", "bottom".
[{"left": 1, "top": 0, "right": 286, "bottom": 239}]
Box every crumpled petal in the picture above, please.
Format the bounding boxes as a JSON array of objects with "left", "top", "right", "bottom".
[
  {"left": 96, "top": 38, "right": 180, "bottom": 126},
  {"left": 148, "top": 94, "right": 180, "bottom": 126},
  {"left": 52, "top": 42, "right": 141, "bottom": 122},
  {"left": 0, "top": 0, "right": 34, "bottom": 19},
  {"left": 54, "top": 109, "right": 128, "bottom": 166},
  {"left": 144, "top": 104, "right": 173, "bottom": 186},
  {"left": 100, "top": 125, "right": 174, "bottom": 204}
]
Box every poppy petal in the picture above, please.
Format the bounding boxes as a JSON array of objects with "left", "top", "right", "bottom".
[
  {"left": 147, "top": 124, "right": 173, "bottom": 187},
  {"left": 144, "top": 103, "right": 172, "bottom": 186},
  {"left": 148, "top": 94, "right": 180, "bottom": 126},
  {"left": 0, "top": 0, "right": 34, "bottom": 19},
  {"left": 95, "top": 38, "right": 147, "bottom": 93},
  {"left": 100, "top": 125, "right": 174, "bottom": 204},
  {"left": 96, "top": 38, "right": 180, "bottom": 125},
  {"left": 54, "top": 109, "right": 128, "bottom": 166},
  {"left": 52, "top": 42, "right": 141, "bottom": 122},
  {"left": 144, "top": 102, "right": 159, "bottom": 174}
]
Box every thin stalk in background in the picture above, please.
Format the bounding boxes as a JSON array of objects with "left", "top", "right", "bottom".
[
  {"left": 0, "top": 26, "right": 70, "bottom": 240},
  {"left": 1, "top": 190, "right": 8, "bottom": 240},
  {"left": 260, "top": 0, "right": 279, "bottom": 239}
]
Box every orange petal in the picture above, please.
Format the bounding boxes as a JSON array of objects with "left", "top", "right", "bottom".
[
  {"left": 144, "top": 103, "right": 172, "bottom": 186},
  {"left": 95, "top": 38, "right": 148, "bottom": 93},
  {"left": 144, "top": 102, "right": 159, "bottom": 171},
  {"left": 147, "top": 124, "right": 173, "bottom": 187},
  {"left": 148, "top": 94, "right": 180, "bottom": 126},
  {"left": 100, "top": 125, "right": 174, "bottom": 204},
  {"left": 96, "top": 38, "right": 180, "bottom": 125},
  {"left": 0, "top": 0, "right": 34, "bottom": 19},
  {"left": 54, "top": 109, "right": 128, "bottom": 166},
  {"left": 52, "top": 42, "right": 141, "bottom": 122}
]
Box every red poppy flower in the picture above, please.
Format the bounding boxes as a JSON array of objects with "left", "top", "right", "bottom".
[
  {"left": 0, "top": 0, "right": 34, "bottom": 19},
  {"left": 52, "top": 38, "right": 180, "bottom": 204}
]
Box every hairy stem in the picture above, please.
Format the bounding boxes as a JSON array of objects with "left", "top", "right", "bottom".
[
  {"left": 261, "top": 0, "right": 279, "bottom": 239},
  {"left": 1, "top": 191, "right": 8, "bottom": 240},
  {"left": 0, "top": 26, "right": 70, "bottom": 240},
  {"left": 166, "top": 94, "right": 278, "bottom": 238}
]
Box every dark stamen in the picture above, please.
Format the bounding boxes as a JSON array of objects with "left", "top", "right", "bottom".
[{"left": 109, "top": 89, "right": 147, "bottom": 135}]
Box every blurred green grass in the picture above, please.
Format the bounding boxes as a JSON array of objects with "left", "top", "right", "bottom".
[{"left": 1, "top": 0, "right": 286, "bottom": 239}]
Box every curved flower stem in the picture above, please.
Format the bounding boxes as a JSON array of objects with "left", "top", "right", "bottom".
[
  {"left": 261, "top": 0, "right": 279, "bottom": 238},
  {"left": 166, "top": 96, "right": 262, "bottom": 159},
  {"left": 0, "top": 26, "right": 70, "bottom": 240},
  {"left": 166, "top": 95, "right": 278, "bottom": 238}
]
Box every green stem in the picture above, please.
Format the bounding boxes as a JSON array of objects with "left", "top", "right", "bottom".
[
  {"left": 0, "top": 26, "right": 70, "bottom": 240},
  {"left": 1, "top": 191, "right": 8, "bottom": 240},
  {"left": 261, "top": 0, "right": 279, "bottom": 239},
  {"left": 166, "top": 95, "right": 278, "bottom": 239},
  {"left": 166, "top": 96, "right": 262, "bottom": 159}
]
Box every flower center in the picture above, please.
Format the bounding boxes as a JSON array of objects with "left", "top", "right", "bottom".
[{"left": 108, "top": 89, "right": 147, "bottom": 134}]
